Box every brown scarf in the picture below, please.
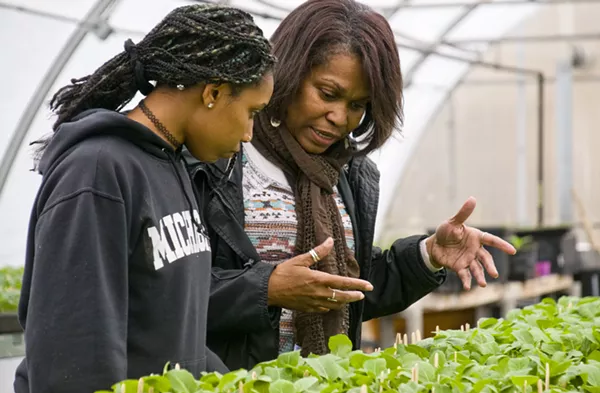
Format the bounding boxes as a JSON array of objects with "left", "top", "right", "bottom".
[{"left": 253, "top": 112, "right": 361, "bottom": 356}]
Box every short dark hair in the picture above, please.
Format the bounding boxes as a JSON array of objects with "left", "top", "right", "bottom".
[
  {"left": 268, "top": 0, "right": 403, "bottom": 155},
  {"left": 48, "top": 4, "right": 276, "bottom": 131}
]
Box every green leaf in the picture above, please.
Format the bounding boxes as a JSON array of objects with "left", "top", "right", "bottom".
[
  {"left": 243, "top": 380, "right": 270, "bottom": 393},
  {"left": 349, "top": 351, "right": 378, "bottom": 368},
  {"left": 363, "top": 358, "right": 386, "bottom": 376},
  {"left": 199, "top": 373, "right": 221, "bottom": 386},
  {"left": 264, "top": 367, "right": 293, "bottom": 382},
  {"left": 478, "top": 318, "right": 499, "bottom": 329},
  {"left": 404, "top": 344, "right": 430, "bottom": 358},
  {"left": 165, "top": 370, "right": 197, "bottom": 393},
  {"left": 579, "top": 362, "right": 600, "bottom": 386},
  {"left": 589, "top": 350, "right": 600, "bottom": 363},
  {"left": 508, "top": 358, "right": 531, "bottom": 373},
  {"left": 541, "top": 343, "right": 563, "bottom": 355},
  {"left": 293, "top": 377, "right": 318, "bottom": 392},
  {"left": 304, "top": 358, "right": 327, "bottom": 379},
  {"left": 143, "top": 375, "right": 172, "bottom": 392},
  {"left": 380, "top": 353, "right": 402, "bottom": 370},
  {"left": 277, "top": 351, "right": 301, "bottom": 368},
  {"left": 319, "top": 354, "right": 346, "bottom": 381},
  {"left": 268, "top": 379, "right": 295, "bottom": 393},
  {"left": 415, "top": 361, "right": 436, "bottom": 382},
  {"left": 217, "top": 370, "right": 248, "bottom": 391},
  {"left": 110, "top": 380, "right": 142, "bottom": 393},
  {"left": 512, "top": 329, "right": 534, "bottom": 345},
  {"left": 328, "top": 334, "right": 353, "bottom": 357},
  {"left": 473, "top": 379, "right": 495, "bottom": 392},
  {"left": 429, "top": 351, "right": 447, "bottom": 368},
  {"left": 398, "top": 353, "right": 422, "bottom": 369},
  {"left": 510, "top": 375, "right": 539, "bottom": 387}
]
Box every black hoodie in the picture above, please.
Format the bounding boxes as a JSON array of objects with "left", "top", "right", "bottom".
[{"left": 14, "top": 109, "right": 226, "bottom": 393}]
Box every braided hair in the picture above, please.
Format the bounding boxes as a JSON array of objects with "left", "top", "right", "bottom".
[{"left": 48, "top": 4, "right": 275, "bottom": 131}]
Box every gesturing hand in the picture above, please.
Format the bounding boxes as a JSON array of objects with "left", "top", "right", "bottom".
[
  {"left": 425, "top": 197, "right": 517, "bottom": 290},
  {"left": 267, "top": 238, "right": 374, "bottom": 313}
]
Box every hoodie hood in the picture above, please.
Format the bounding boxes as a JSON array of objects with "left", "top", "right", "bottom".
[{"left": 38, "top": 109, "right": 174, "bottom": 175}]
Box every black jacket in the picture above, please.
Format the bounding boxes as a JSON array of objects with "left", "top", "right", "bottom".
[
  {"left": 186, "top": 146, "right": 446, "bottom": 371},
  {"left": 15, "top": 110, "right": 226, "bottom": 393}
]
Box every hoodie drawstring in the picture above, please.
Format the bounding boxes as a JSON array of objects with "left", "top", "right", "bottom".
[{"left": 165, "top": 149, "right": 207, "bottom": 237}]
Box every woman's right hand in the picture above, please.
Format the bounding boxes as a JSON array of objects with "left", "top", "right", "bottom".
[{"left": 267, "top": 237, "right": 374, "bottom": 313}]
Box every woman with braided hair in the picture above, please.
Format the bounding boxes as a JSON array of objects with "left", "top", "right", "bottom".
[
  {"left": 14, "top": 4, "right": 274, "bottom": 393},
  {"left": 187, "top": 0, "right": 516, "bottom": 369}
]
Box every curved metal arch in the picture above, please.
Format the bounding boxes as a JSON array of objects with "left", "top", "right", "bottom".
[
  {"left": 0, "top": 0, "right": 120, "bottom": 195},
  {"left": 402, "top": 3, "right": 481, "bottom": 86}
]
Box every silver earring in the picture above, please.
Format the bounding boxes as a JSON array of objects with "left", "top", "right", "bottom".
[
  {"left": 270, "top": 117, "right": 281, "bottom": 128},
  {"left": 207, "top": 102, "right": 214, "bottom": 109},
  {"left": 177, "top": 84, "right": 185, "bottom": 91}
]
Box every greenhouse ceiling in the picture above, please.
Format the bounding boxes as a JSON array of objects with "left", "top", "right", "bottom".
[{"left": 0, "top": 0, "right": 550, "bottom": 265}]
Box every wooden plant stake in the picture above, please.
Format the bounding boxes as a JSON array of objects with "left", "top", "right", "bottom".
[
  {"left": 434, "top": 353, "right": 439, "bottom": 368},
  {"left": 545, "top": 363, "right": 550, "bottom": 390},
  {"left": 396, "top": 333, "right": 402, "bottom": 345},
  {"left": 416, "top": 329, "right": 422, "bottom": 342},
  {"left": 465, "top": 323, "right": 470, "bottom": 331},
  {"left": 403, "top": 333, "right": 408, "bottom": 345},
  {"left": 175, "top": 363, "right": 181, "bottom": 370},
  {"left": 523, "top": 381, "right": 527, "bottom": 393},
  {"left": 411, "top": 332, "right": 416, "bottom": 345},
  {"left": 360, "top": 384, "right": 368, "bottom": 393},
  {"left": 302, "top": 370, "right": 309, "bottom": 378},
  {"left": 415, "top": 363, "right": 419, "bottom": 383},
  {"left": 435, "top": 325, "right": 440, "bottom": 334},
  {"left": 460, "top": 325, "right": 465, "bottom": 332},
  {"left": 454, "top": 351, "right": 458, "bottom": 363},
  {"left": 137, "top": 378, "right": 144, "bottom": 393},
  {"left": 537, "top": 379, "right": 543, "bottom": 393},
  {"left": 238, "top": 381, "right": 244, "bottom": 393}
]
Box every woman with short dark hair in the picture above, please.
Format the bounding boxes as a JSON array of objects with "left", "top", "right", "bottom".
[{"left": 187, "top": 0, "right": 515, "bottom": 369}]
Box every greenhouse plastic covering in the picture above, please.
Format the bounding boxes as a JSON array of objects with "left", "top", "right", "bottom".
[{"left": 0, "top": 0, "right": 541, "bottom": 266}]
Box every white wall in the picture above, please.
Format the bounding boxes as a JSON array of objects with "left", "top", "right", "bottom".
[{"left": 379, "top": 3, "right": 600, "bottom": 245}]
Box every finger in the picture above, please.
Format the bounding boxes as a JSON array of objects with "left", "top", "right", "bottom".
[
  {"left": 477, "top": 247, "right": 498, "bottom": 279},
  {"left": 469, "top": 259, "right": 486, "bottom": 288},
  {"left": 481, "top": 232, "right": 517, "bottom": 255},
  {"left": 320, "top": 289, "right": 365, "bottom": 304},
  {"left": 449, "top": 196, "right": 476, "bottom": 225},
  {"left": 311, "top": 307, "right": 332, "bottom": 313},
  {"left": 457, "top": 268, "right": 472, "bottom": 291},
  {"left": 312, "top": 301, "right": 345, "bottom": 311},
  {"left": 294, "top": 237, "right": 334, "bottom": 267},
  {"left": 317, "top": 272, "right": 374, "bottom": 292}
]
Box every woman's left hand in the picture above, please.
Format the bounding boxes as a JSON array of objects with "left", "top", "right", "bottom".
[{"left": 425, "top": 196, "right": 517, "bottom": 290}]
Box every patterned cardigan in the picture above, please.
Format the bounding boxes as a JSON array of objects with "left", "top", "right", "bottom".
[{"left": 241, "top": 143, "right": 355, "bottom": 353}]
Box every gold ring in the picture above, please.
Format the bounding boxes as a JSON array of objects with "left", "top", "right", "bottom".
[
  {"left": 327, "top": 289, "right": 338, "bottom": 303},
  {"left": 309, "top": 249, "right": 320, "bottom": 263}
]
